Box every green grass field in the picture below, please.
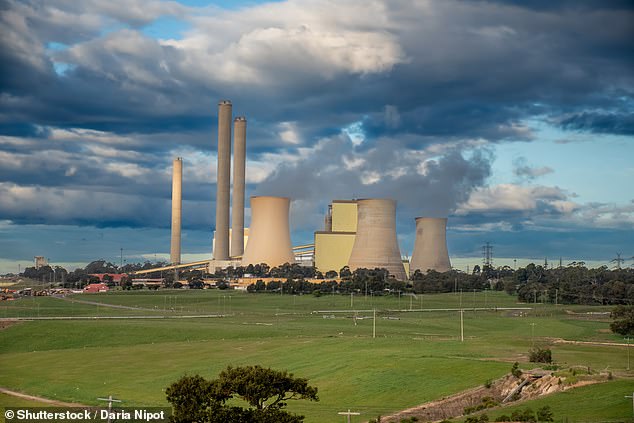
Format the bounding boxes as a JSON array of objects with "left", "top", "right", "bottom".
[{"left": 0, "top": 290, "right": 632, "bottom": 422}]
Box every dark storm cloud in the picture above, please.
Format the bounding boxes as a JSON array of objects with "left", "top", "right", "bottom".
[
  {"left": 0, "top": 0, "right": 633, "bottom": 237},
  {"left": 559, "top": 112, "right": 634, "bottom": 135}
]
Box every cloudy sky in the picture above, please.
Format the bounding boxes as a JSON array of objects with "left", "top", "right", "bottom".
[{"left": 1, "top": 0, "right": 633, "bottom": 273}]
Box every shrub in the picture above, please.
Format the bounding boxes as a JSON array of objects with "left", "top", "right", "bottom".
[
  {"left": 529, "top": 347, "right": 552, "bottom": 363},
  {"left": 484, "top": 379, "right": 493, "bottom": 389},
  {"left": 495, "top": 415, "right": 510, "bottom": 422},
  {"left": 511, "top": 408, "right": 536, "bottom": 422},
  {"left": 536, "top": 406, "right": 554, "bottom": 422},
  {"left": 511, "top": 362, "right": 523, "bottom": 378},
  {"left": 465, "top": 414, "right": 489, "bottom": 423}
]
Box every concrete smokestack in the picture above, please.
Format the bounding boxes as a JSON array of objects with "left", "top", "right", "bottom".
[
  {"left": 409, "top": 217, "right": 452, "bottom": 274},
  {"left": 231, "top": 116, "right": 247, "bottom": 257},
  {"left": 241, "top": 196, "right": 295, "bottom": 268},
  {"left": 170, "top": 157, "right": 182, "bottom": 264},
  {"left": 347, "top": 199, "right": 407, "bottom": 281},
  {"left": 214, "top": 100, "right": 232, "bottom": 260}
]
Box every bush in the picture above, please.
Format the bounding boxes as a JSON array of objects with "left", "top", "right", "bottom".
[
  {"left": 484, "top": 379, "right": 493, "bottom": 389},
  {"left": 510, "top": 408, "right": 536, "bottom": 422},
  {"left": 536, "top": 406, "right": 554, "bottom": 422},
  {"left": 494, "top": 415, "right": 510, "bottom": 422},
  {"left": 511, "top": 362, "right": 523, "bottom": 378},
  {"left": 529, "top": 347, "right": 552, "bottom": 363},
  {"left": 465, "top": 414, "right": 489, "bottom": 423}
]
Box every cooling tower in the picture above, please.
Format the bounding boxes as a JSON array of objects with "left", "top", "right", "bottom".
[
  {"left": 231, "top": 116, "right": 246, "bottom": 257},
  {"left": 347, "top": 199, "right": 407, "bottom": 281},
  {"left": 170, "top": 157, "right": 182, "bottom": 264},
  {"left": 409, "top": 217, "right": 451, "bottom": 274},
  {"left": 241, "top": 196, "right": 295, "bottom": 268},
  {"left": 214, "top": 100, "right": 232, "bottom": 260}
]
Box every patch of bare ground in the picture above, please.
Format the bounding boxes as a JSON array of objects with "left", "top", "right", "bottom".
[
  {"left": 0, "top": 387, "right": 86, "bottom": 407},
  {"left": 0, "top": 320, "right": 19, "bottom": 330},
  {"left": 378, "top": 369, "right": 609, "bottom": 423}
]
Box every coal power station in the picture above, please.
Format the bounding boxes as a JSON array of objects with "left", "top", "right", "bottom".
[{"left": 162, "top": 99, "right": 453, "bottom": 281}]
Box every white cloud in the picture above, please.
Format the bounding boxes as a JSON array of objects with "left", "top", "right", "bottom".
[{"left": 457, "top": 183, "right": 578, "bottom": 214}]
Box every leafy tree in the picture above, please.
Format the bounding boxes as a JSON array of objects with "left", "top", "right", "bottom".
[
  {"left": 536, "top": 406, "right": 554, "bottom": 422},
  {"left": 511, "top": 362, "right": 522, "bottom": 378},
  {"left": 166, "top": 365, "right": 318, "bottom": 423},
  {"left": 325, "top": 270, "right": 338, "bottom": 279},
  {"left": 529, "top": 347, "right": 552, "bottom": 363},
  {"left": 610, "top": 305, "right": 634, "bottom": 335},
  {"left": 510, "top": 408, "right": 536, "bottom": 422}
]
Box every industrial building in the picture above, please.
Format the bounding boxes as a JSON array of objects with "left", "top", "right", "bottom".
[{"left": 314, "top": 200, "right": 357, "bottom": 274}]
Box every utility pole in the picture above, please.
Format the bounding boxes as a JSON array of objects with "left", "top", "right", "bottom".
[
  {"left": 625, "top": 392, "right": 634, "bottom": 418},
  {"left": 626, "top": 337, "right": 631, "bottom": 371},
  {"left": 350, "top": 292, "right": 353, "bottom": 308},
  {"left": 120, "top": 248, "right": 123, "bottom": 269},
  {"left": 460, "top": 309, "right": 464, "bottom": 342},
  {"left": 338, "top": 409, "right": 360, "bottom": 423},
  {"left": 97, "top": 395, "right": 122, "bottom": 423},
  {"left": 530, "top": 323, "right": 536, "bottom": 348},
  {"left": 373, "top": 309, "right": 376, "bottom": 339}
]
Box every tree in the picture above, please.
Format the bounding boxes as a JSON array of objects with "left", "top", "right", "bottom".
[
  {"left": 536, "top": 406, "right": 554, "bottom": 422},
  {"left": 529, "top": 347, "right": 552, "bottom": 363},
  {"left": 166, "top": 365, "right": 318, "bottom": 423},
  {"left": 610, "top": 305, "right": 634, "bottom": 336}
]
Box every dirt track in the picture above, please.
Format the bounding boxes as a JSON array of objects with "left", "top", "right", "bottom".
[{"left": 0, "top": 387, "right": 86, "bottom": 407}]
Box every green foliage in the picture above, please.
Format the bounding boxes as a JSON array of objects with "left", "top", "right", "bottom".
[
  {"left": 511, "top": 362, "right": 523, "bottom": 378},
  {"left": 483, "top": 379, "right": 493, "bottom": 389},
  {"left": 165, "top": 365, "right": 318, "bottom": 423},
  {"left": 465, "top": 414, "right": 489, "bottom": 423},
  {"left": 528, "top": 347, "right": 552, "bottom": 363},
  {"left": 536, "top": 406, "right": 554, "bottom": 422},
  {"left": 610, "top": 305, "right": 634, "bottom": 335},
  {"left": 494, "top": 415, "right": 510, "bottom": 422},
  {"left": 510, "top": 408, "right": 536, "bottom": 422}
]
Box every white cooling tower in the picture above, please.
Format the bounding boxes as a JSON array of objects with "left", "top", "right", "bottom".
[
  {"left": 409, "top": 217, "right": 451, "bottom": 274},
  {"left": 241, "top": 196, "right": 295, "bottom": 268},
  {"left": 347, "top": 199, "right": 407, "bottom": 281}
]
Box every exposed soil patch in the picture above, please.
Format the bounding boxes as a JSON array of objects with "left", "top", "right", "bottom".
[
  {"left": 379, "top": 369, "right": 608, "bottom": 423},
  {"left": 0, "top": 387, "right": 86, "bottom": 407},
  {"left": 0, "top": 320, "right": 19, "bottom": 330}
]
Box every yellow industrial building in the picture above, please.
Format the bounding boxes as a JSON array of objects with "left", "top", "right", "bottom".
[{"left": 314, "top": 200, "right": 357, "bottom": 274}]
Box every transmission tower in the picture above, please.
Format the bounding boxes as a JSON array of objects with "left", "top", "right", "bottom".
[
  {"left": 610, "top": 252, "right": 624, "bottom": 269},
  {"left": 482, "top": 242, "right": 493, "bottom": 267}
]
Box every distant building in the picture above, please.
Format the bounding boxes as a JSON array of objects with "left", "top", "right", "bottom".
[
  {"left": 314, "top": 200, "right": 358, "bottom": 274},
  {"left": 34, "top": 256, "right": 48, "bottom": 269},
  {"left": 83, "top": 283, "right": 110, "bottom": 293}
]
